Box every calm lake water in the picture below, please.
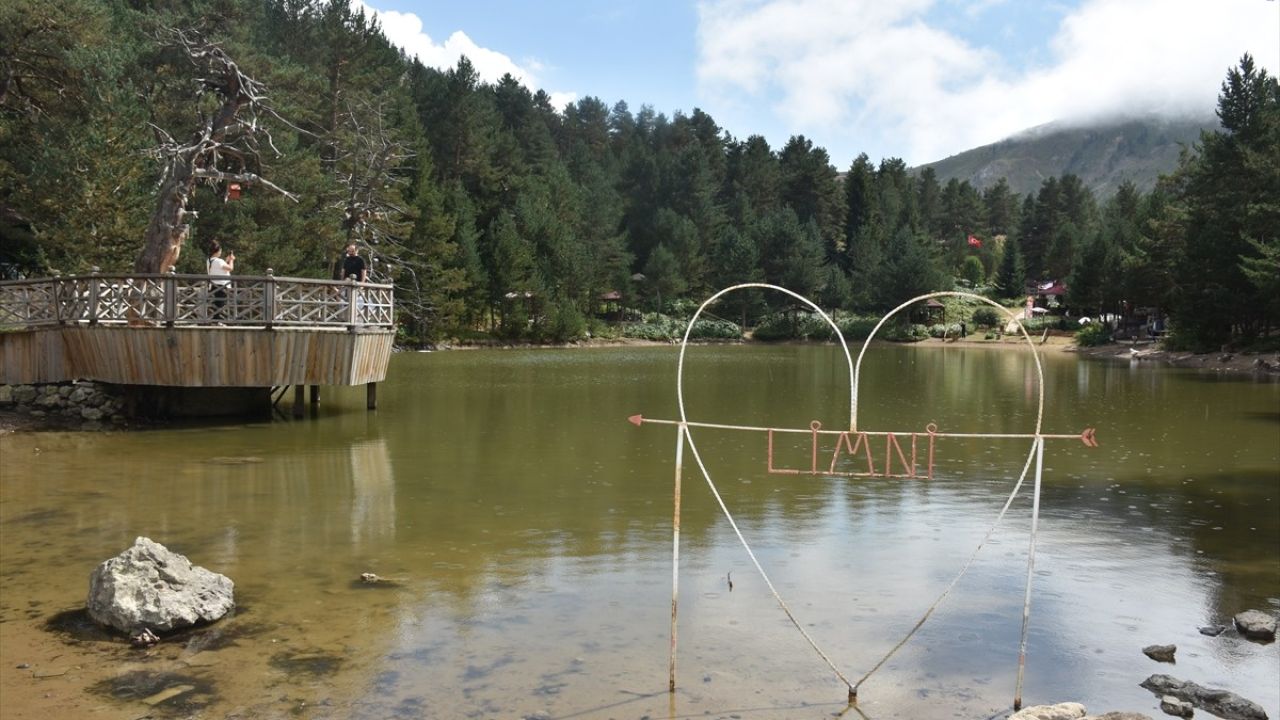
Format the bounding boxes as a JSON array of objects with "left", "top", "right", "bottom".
[{"left": 1, "top": 344, "right": 1277, "bottom": 720}]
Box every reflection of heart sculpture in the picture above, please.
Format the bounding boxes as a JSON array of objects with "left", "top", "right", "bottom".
[{"left": 629, "top": 283, "right": 1101, "bottom": 711}]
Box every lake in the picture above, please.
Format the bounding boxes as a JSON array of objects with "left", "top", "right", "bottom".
[{"left": 1, "top": 344, "right": 1277, "bottom": 719}]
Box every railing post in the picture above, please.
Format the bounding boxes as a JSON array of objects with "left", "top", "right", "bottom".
[
  {"left": 347, "top": 278, "right": 358, "bottom": 332},
  {"left": 164, "top": 268, "right": 177, "bottom": 327},
  {"left": 264, "top": 269, "right": 275, "bottom": 330},
  {"left": 52, "top": 273, "right": 65, "bottom": 325},
  {"left": 88, "top": 266, "right": 101, "bottom": 325}
]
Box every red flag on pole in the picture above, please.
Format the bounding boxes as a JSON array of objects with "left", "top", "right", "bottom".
[{"left": 967, "top": 234, "right": 982, "bottom": 248}]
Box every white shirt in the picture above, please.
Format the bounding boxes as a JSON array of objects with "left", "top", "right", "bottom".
[{"left": 208, "top": 257, "right": 232, "bottom": 287}]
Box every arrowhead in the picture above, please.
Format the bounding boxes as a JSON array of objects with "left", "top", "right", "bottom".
[
  {"left": 628, "top": 414, "right": 644, "bottom": 427},
  {"left": 1080, "top": 428, "right": 1099, "bottom": 447}
]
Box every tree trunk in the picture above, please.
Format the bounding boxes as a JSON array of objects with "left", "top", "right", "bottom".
[{"left": 135, "top": 159, "right": 198, "bottom": 273}]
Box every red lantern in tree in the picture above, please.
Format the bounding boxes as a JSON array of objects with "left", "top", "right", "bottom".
[{"left": 226, "top": 182, "right": 242, "bottom": 201}]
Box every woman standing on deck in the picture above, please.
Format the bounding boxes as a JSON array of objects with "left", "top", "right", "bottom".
[{"left": 207, "top": 240, "right": 235, "bottom": 321}]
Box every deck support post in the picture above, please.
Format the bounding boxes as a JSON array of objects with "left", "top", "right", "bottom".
[
  {"left": 309, "top": 385, "right": 320, "bottom": 405},
  {"left": 293, "top": 385, "right": 305, "bottom": 418},
  {"left": 366, "top": 382, "right": 377, "bottom": 410}
]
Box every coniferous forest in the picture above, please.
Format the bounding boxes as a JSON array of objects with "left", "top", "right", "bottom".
[{"left": 2, "top": 0, "right": 1277, "bottom": 351}]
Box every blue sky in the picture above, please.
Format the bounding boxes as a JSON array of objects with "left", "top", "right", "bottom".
[{"left": 358, "top": 0, "right": 1280, "bottom": 167}]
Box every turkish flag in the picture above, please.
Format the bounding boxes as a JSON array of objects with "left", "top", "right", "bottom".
[{"left": 967, "top": 234, "right": 982, "bottom": 248}]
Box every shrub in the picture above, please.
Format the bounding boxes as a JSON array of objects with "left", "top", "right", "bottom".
[
  {"left": 882, "top": 322, "right": 929, "bottom": 342},
  {"left": 835, "top": 315, "right": 880, "bottom": 341},
  {"left": 621, "top": 314, "right": 741, "bottom": 342},
  {"left": 1075, "top": 322, "right": 1112, "bottom": 347},
  {"left": 688, "top": 318, "right": 742, "bottom": 340},
  {"left": 539, "top": 299, "right": 587, "bottom": 343},
  {"left": 929, "top": 323, "right": 947, "bottom": 338},
  {"left": 971, "top": 307, "right": 1001, "bottom": 328},
  {"left": 752, "top": 313, "right": 799, "bottom": 341}
]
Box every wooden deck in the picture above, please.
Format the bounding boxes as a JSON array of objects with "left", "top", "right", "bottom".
[{"left": 0, "top": 273, "right": 394, "bottom": 389}]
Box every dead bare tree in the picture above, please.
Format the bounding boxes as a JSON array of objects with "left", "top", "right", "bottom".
[
  {"left": 330, "top": 98, "right": 413, "bottom": 276},
  {"left": 134, "top": 28, "right": 300, "bottom": 274}
]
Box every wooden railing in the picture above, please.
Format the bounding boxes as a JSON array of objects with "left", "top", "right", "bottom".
[{"left": 0, "top": 271, "right": 394, "bottom": 330}]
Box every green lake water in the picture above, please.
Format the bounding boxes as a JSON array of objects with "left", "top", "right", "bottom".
[{"left": 1, "top": 344, "right": 1277, "bottom": 719}]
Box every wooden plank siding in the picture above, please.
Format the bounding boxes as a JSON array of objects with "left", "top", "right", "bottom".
[{"left": 1, "top": 326, "right": 393, "bottom": 387}]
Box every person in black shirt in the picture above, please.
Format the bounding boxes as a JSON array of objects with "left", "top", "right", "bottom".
[{"left": 338, "top": 243, "right": 367, "bottom": 282}]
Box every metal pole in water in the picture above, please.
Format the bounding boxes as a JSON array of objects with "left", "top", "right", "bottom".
[
  {"left": 1014, "top": 436, "right": 1045, "bottom": 710},
  {"left": 669, "top": 423, "right": 685, "bottom": 693}
]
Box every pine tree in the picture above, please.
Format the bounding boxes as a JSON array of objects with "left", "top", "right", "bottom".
[{"left": 996, "top": 236, "right": 1027, "bottom": 299}]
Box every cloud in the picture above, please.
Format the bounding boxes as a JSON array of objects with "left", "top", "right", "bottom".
[
  {"left": 355, "top": 1, "right": 570, "bottom": 102},
  {"left": 696, "top": 0, "right": 1279, "bottom": 164}
]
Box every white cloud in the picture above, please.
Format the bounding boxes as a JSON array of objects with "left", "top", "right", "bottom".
[
  {"left": 697, "top": 0, "right": 1280, "bottom": 164},
  {"left": 355, "top": 1, "right": 573, "bottom": 104},
  {"left": 548, "top": 91, "right": 580, "bottom": 111}
]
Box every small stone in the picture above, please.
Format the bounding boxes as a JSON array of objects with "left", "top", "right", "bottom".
[
  {"left": 1160, "top": 696, "right": 1193, "bottom": 718},
  {"left": 13, "top": 386, "right": 37, "bottom": 403},
  {"left": 1143, "top": 644, "right": 1176, "bottom": 663},
  {"left": 1198, "top": 625, "right": 1226, "bottom": 637},
  {"left": 130, "top": 628, "right": 160, "bottom": 647},
  {"left": 1233, "top": 609, "right": 1276, "bottom": 641},
  {"left": 80, "top": 407, "right": 103, "bottom": 421},
  {"left": 0, "top": 385, "right": 13, "bottom": 406},
  {"left": 29, "top": 410, "right": 46, "bottom": 418},
  {"left": 16, "top": 663, "right": 30, "bottom": 669},
  {"left": 57, "top": 385, "right": 74, "bottom": 397},
  {"left": 142, "top": 684, "right": 195, "bottom": 706}
]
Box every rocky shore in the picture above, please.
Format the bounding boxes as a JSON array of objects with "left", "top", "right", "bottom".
[
  {"left": 1069, "top": 341, "right": 1280, "bottom": 376},
  {"left": 0, "top": 381, "right": 128, "bottom": 434}
]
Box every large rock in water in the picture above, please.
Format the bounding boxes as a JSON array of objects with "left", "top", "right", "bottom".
[
  {"left": 87, "top": 537, "right": 234, "bottom": 634},
  {"left": 1234, "top": 609, "right": 1277, "bottom": 641},
  {"left": 1140, "top": 674, "right": 1269, "bottom": 720}
]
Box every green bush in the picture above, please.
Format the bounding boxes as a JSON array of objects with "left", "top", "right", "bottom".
[
  {"left": 688, "top": 318, "right": 742, "bottom": 340},
  {"left": 835, "top": 315, "right": 880, "bottom": 341},
  {"left": 1075, "top": 322, "right": 1112, "bottom": 347},
  {"left": 621, "top": 314, "right": 741, "bottom": 341},
  {"left": 538, "top": 299, "right": 587, "bottom": 343},
  {"left": 623, "top": 317, "right": 679, "bottom": 341},
  {"left": 881, "top": 322, "right": 929, "bottom": 342},
  {"left": 971, "top": 307, "right": 1001, "bottom": 328},
  {"left": 751, "top": 313, "right": 800, "bottom": 341}
]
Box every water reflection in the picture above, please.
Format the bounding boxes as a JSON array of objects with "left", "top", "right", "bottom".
[
  {"left": 0, "top": 345, "right": 1276, "bottom": 719},
  {"left": 350, "top": 438, "right": 395, "bottom": 547}
]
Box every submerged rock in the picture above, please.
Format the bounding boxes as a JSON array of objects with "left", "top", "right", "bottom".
[
  {"left": 1011, "top": 703, "right": 1087, "bottom": 720},
  {"left": 1198, "top": 624, "right": 1227, "bottom": 637},
  {"left": 1140, "top": 674, "right": 1268, "bottom": 720},
  {"left": 1142, "top": 644, "right": 1177, "bottom": 663},
  {"left": 1159, "top": 695, "right": 1194, "bottom": 718},
  {"left": 1233, "top": 609, "right": 1276, "bottom": 641},
  {"left": 87, "top": 537, "right": 234, "bottom": 635}
]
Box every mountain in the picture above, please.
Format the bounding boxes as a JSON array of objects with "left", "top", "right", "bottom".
[{"left": 916, "top": 115, "right": 1216, "bottom": 198}]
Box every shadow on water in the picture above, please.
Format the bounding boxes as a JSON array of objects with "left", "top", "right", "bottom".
[
  {"left": 90, "top": 669, "right": 217, "bottom": 716},
  {"left": 44, "top": 605, "right": 275, "bottom": 652},
  {"left": 1176, "top": 371, "right": 1280, "bottom": 385},
  {"left": 44, "top": 609, "right": 117, "bottom": 643},
  {"left": 269, "top": 650, "right": 345, "bottom": 676},
  {"left": 1240, "top": 410, "right": 1280, "bottom": 424}
]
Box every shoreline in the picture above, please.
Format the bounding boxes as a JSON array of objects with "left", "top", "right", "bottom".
[
  {"left": 429, "top": 333, "right": 1280, "bottom": 377},
  {"left": 5, "top": 337, "right": 1275, "bottom": 435}
]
